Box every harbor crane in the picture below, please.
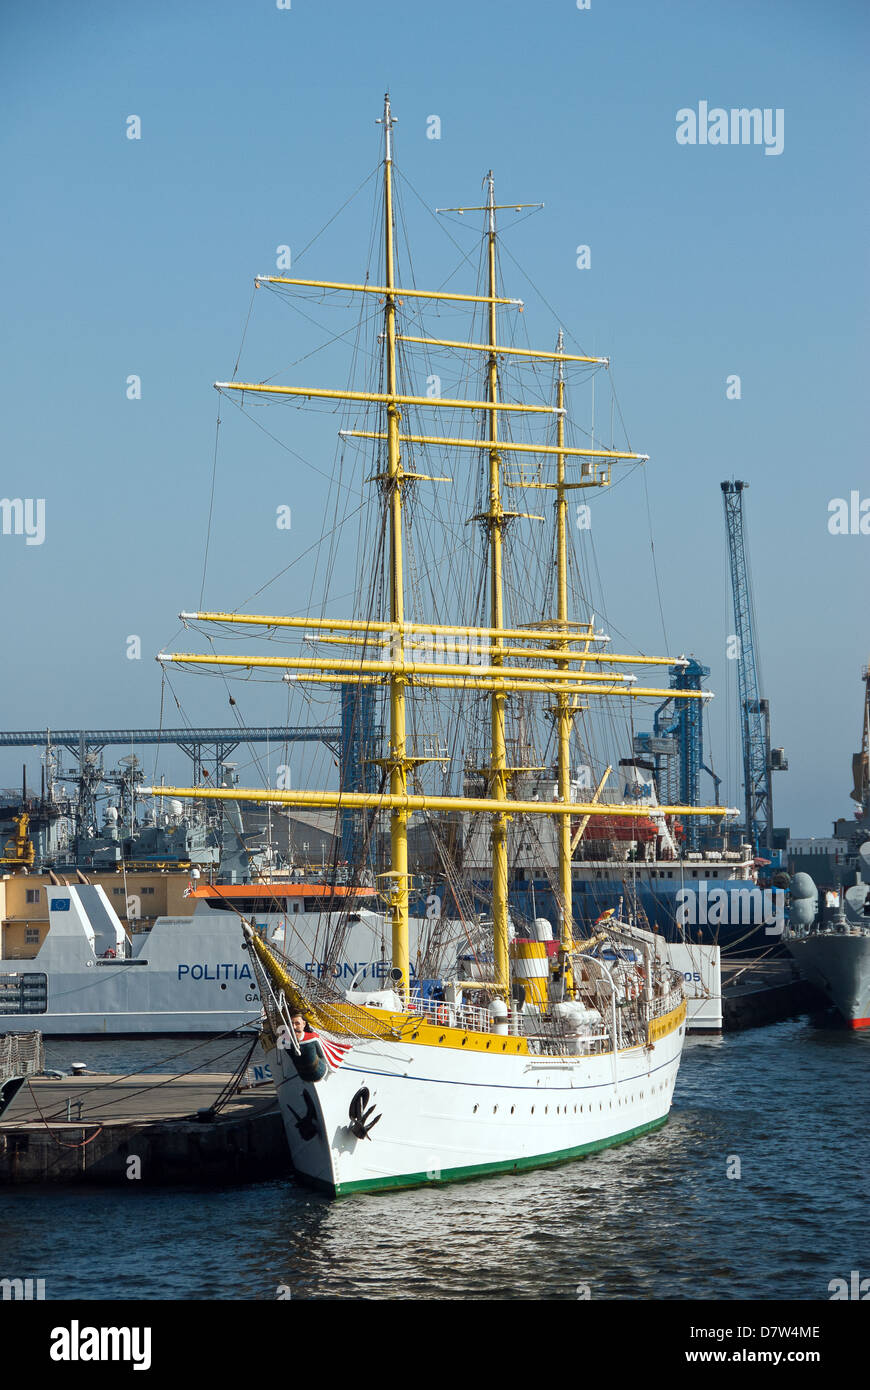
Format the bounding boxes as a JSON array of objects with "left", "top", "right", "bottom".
[{"left": 721, "top": 480, "right": 787, "bottom": 852}]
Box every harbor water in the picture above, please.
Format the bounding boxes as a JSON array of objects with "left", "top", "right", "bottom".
[{"left": 2, "top": 1017, "right": 866, "bottom": 1301}]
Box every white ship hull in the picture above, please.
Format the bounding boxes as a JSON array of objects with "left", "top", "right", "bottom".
[{"left": 267, "top": 1000, "right": 686, "bottom": 1195}]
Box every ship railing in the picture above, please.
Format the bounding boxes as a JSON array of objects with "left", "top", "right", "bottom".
[
  {"left": 523, "top": 1019, "right": 650, "bottom": 1055},
  {"left": 407, "top": 992, "right": 613, "bottom": 1050},
  {"left": 519, "top": 1000, "right": 639, "bottom": 1055},
  {"left": 640, "top": 987, "right": 683, "bottom": 1021},
  {"left": 406, "top": 992, "right": 493, "bottom": 1034},
  {"left": 404, "top": 991, "right": 672, "bottom": 1047}
]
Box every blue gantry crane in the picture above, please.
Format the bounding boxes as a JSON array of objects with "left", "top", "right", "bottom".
[
  {"left": 634, "top": 657, "right": 720, "bottom": 850},
  {"left": 339, "top": 685, "right": 380, "bottom": 865},
  {"left": 721, "top": 480, "right": 786, "bottom": 852}
]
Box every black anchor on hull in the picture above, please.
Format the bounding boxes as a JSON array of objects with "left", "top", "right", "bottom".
[
  {"left": 286, "top": 1088, "right": 320, "bottom": 1142},
  {"left": 348, "top": 1086, "right": 381, "bottom": 1140}
]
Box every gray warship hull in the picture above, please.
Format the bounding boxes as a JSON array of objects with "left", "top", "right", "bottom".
[{"left": 784, "top": 929, "right": 870, "bottom": 1028}]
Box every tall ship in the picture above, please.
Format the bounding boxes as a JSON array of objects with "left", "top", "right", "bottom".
[
  {"left": 139, "top": 95, "right": 732, "bottom": 1193},
  {"left": 784, "top": 660, "right": 870, "bottom": 1029}
]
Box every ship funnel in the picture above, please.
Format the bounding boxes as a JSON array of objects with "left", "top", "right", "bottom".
[{"left": 618, "top": 757, "right": 658, "bottom": 804}]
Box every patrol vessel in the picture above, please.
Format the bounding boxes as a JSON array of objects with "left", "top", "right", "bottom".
[
  {"left": 0, "top": 879, "right": 458, "bottom": 1036},
  {"left": 785, "top": 662, "right": 870, "bottom": 1029}
]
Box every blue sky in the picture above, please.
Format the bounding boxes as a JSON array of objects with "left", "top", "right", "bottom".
[{"left": 1, "top": 0, "right": 867, "bottom": 835}]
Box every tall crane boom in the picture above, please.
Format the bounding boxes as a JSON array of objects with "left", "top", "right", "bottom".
[{"left": 721, "top": 480, "right": 784, "bottom": 851}]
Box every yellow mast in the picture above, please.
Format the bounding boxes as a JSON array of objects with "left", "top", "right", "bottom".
[
  {"left": 483, "top": 172, "right": 510, "bottom": 998},
  {"left": 553, "top": 331, "right": 575, "bottom": 960},
  {"left": 380, "top": 93, "right": 410, "bottom": 1002}
]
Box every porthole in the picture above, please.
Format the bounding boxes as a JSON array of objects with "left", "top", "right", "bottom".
[
  {"left": 493, "top": 1105, "right": 498, "bottom": 1114},
  {"left": 510, "top": 1105, "right": 515, "bottom": 1115},
  {"left": 473, "top": 1104, "right": 478, "bottom": 1113}
]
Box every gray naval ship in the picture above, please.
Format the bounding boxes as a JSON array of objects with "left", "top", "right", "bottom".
[
  {"left": 784, "top": 662, "right": 870, "bottom": 1029},
  {"left": 0, "top": 753, "right": 250, "bottom": 875}
]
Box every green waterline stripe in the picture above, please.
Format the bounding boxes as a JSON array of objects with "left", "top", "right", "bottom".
[{"left": 312, "top": 1114, "right": 669, "bottom": 1197}]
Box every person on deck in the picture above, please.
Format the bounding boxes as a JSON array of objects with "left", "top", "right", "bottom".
[
  {"left": 290, "top": 1011, "right": 310, "bottom": 1042},
  {"left": 285, "top": 1010, "right": 329, "bottom": 1081}
]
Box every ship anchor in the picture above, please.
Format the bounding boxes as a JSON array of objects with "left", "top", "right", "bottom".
[{"left": 348, "top": 1086, "right": 381, "bottom": 1140}]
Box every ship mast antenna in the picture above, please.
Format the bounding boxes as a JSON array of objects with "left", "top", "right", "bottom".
[{"left": 375, "top": 89, "right": 397, "bottom": 162}]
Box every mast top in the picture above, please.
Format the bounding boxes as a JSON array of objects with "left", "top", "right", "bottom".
[
  {"left": 376, "top": 92, "right": 396, "bottom": 162},
  {"left": 486, "top": 169, "right": 495, "bottom": 234},
  {"left": 436, "top": 171, "right": 543, "bottom": 221}
]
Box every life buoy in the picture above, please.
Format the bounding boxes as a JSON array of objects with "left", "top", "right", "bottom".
[
  {"left": 435, "top": 1004, "right": 449, "bottom": 1025},
  {"left": 103, "top": 948, "right": 116, "bottom": 959}
]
